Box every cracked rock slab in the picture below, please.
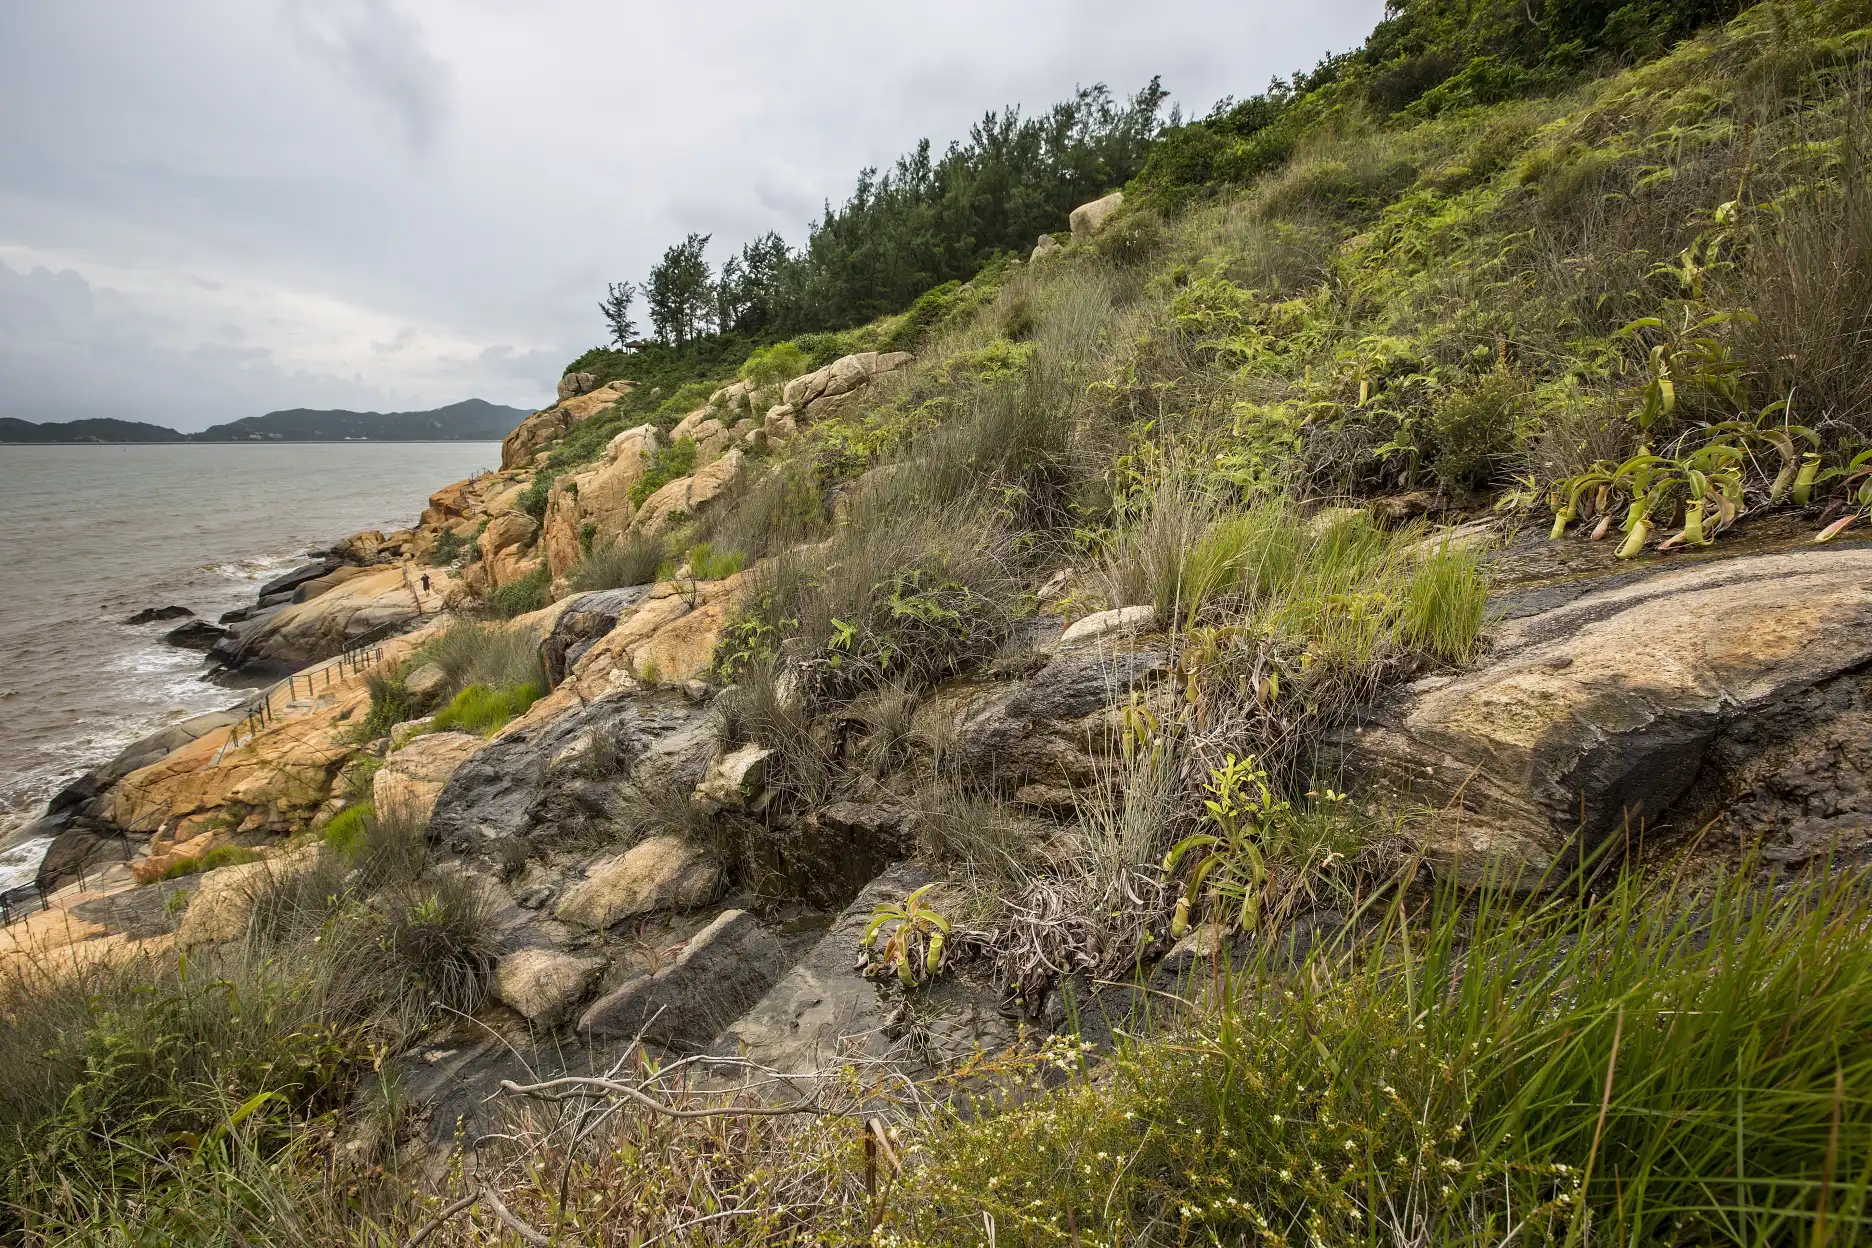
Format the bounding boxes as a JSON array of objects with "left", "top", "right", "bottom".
[{"left": 1341, "top": 548, "right": 1872, "bottom": 883}]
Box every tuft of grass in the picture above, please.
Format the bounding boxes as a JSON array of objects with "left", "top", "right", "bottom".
[
  {"left": 379, "top": 873, "right": 497, "bottom": 1013},
  {"left": 893, "top": 859, "right": 1872, "bottom": 1247},
  {"left": 1395, "top": 537, "right": 1489, "bottom": 663},
  {"left": 489, "top": 564, "right": 552, "bottom": 618},
  {"left": 348, "top": 667, "right": 414, "bottom": 743},
  {"left": 321, "top": 802, "right": 375, "bottom": 857},
  {"left": 157, "top": 843, "right": 263, "bottom": 880},
  {"left": 416, "top": 618, "right": 546, "bottom": 696},
  {"left": 569, "top": 530, "right": 665, "bottom": 592},
  {"left": 719, "top": 505, "right": 1021, "bottom": 700},
  {"left": 693, "top": 458, "right": 829, "bottom": 562},
  {"left": 683, "top": 541, "right": 745, "bottom": 581},
  {"left": 429, "top": 682, "right": 542, "bottom": 737}
]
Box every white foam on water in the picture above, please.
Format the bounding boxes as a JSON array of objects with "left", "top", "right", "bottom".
[{"left": 0, "top": 835, "right": 56, "bottom": 894}]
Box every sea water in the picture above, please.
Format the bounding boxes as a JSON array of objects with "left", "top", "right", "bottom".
[{"left": 0, "top": 442, "right": 499, "bottom": 889}]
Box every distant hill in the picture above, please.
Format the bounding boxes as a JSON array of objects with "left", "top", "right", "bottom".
[
  {"left": 0, "top": 417, "right": 184, "bottom": 443},
  {"left": 0, "top": 399, "right": 532, "bottom": 444},
  {"left": 193, "top": 399, "right": 530, "bottom": 442}
]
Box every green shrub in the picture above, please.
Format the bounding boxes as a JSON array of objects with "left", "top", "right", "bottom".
[
  {"left": 739, "top": 340, "right": 809, "bottom": 389},
  {"left": 348, "top": 666, "right": 413, "bottom": 742},
  {"left": 720, "top": 507, "right": 1019, "bottom": 700},
  {"left": 430, "top": 682, "right": 543, "bottom": 736},
  {"left": 490, "top": 564, "right": 552, "bottom": 618},
  {"left": 426, "top": 526, "right": 468, "bottom": 565},
  {"left": 516, "top": 472, "right": 554, "bottom": 520},
  {"left": 1425, "top": 369, "right": 1526, "bottom": 492},
  {"left": 878, "top": 277, "right": 1003, "bottom": 353},
  {"left": 628, "top": 437, "right": 698, "bottom": 509},
  {"left": 570, "top": 530, "right": 667, "bottom": 591}
]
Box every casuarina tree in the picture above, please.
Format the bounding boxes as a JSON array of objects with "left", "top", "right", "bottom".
[
  {"left": 646, "top": 233, "right": 716, "bottom": 346},
  {"left": 599, "top": 281, "right": 638, "bottom": 348}
]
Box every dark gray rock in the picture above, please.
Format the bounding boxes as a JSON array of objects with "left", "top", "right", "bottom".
[
  {"left": 34, "top": 823, "right": 132, "bottom": 890},
  {"left": 940, "top": 646, "right": 1171, "bottom": 792},
  {"left": 426, "top": 690, "right": 716, "bottom": 853},
  {"left": 542, "top": 587, "right": 653, "bottom": 686},
  {"left": 257, "top": 560, "right": 338, "bottom": 601},
  {"left": 163, "top": 620, "right": 234, "bottom": 650},
  {"left": 579, "top": 909, "right": 789, "bottom": 1050},
  {"left": 69, "top": 876, "right": 197, "bottom": 938},
  {"left": 124, "top": 605, "right": 193, "bottom": 625},
  {"left": 817, "top": 801, "right": 905, "bottom": 840},
  {"left": 715, "top": 862, "right": 933, "bottom": 1074}
]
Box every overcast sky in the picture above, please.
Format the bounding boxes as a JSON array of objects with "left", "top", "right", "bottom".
[{"left": 0, "top": 1, "right": 1382, "bottom": 431}]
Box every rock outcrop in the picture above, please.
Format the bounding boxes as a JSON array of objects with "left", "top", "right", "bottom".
[
  {"left": 631, "top": 448, "right": 747, "bottom": 537},
  {"left": 492, "top": 948, "right": 606, "bottom": 1025},
  {"left": 425, "top": 689, "right": 717, "bottom": 853},
  {"left": 539, "top": 425, "right": 661, "bottom": 577},
  {"left": 1070, "top": 190, "right": 1124, "bottom": 240},
  {"left": 221, "top": 565, "right": 436, "bottom": 671},
  {"left": 578, "top": 908, "right": 786, "bottom": 1049},
  {"left": 1341, "top": 548, "right": 1872, "bottom": 883},
  {"left": 176, "top": 844, "right": 324, "bottom": 946},
  {"left": 554, "top": 835, "right": 722, "bottom": 930},
  {"left": 718, "top": 863, "right": 933, "bottom": 1074},
  {"left": 780, "top": 352, "right": 913, "bottom": 425},
  {"left": 502, "top": 381, "right": 631, "bottom": 469},
  {"left": 475, "top": 512, "right": 540, "bottom": 590},
  {"left": 373, "top": 731, "right": 483, "bottom": 827},
  {"left": 105, "top": 688, "right": 369, "bottom": 840},
  {"left": 557, "top": 370, "right": 599, "bottom": 401},
  {"left": 926, "top": 643, "right": 1171, "bottom": 807}
]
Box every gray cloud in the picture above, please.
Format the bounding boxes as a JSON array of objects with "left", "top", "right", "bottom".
[
  {"left": 0, "top": 0, "right": 1383, "bottom": 431},
  {"left": 283, "top": 0, "right": 453, "bottom": 155}
]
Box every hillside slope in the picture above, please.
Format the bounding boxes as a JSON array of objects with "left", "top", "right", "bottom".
[{"left": 8, "top": 3, "right": 1872, "bottom": 1244}]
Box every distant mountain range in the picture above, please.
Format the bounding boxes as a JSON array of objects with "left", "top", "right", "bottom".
[{"left": 0, "top": 399, "right": 533, "bottom": 444}]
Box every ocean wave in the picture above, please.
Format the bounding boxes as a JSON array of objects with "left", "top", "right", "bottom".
[{"left": 0, "top": 835, "right": 57, "bottom": 893}]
